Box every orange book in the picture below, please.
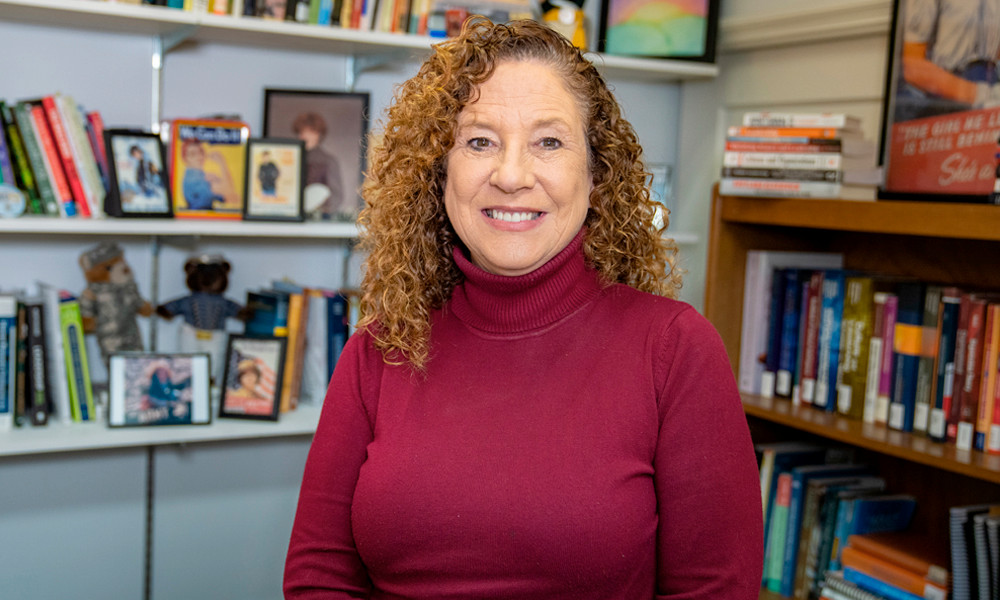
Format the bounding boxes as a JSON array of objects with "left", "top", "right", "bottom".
[
  {"left": 844, "top": 533, "right": 950, "bottom": 589},
  {"left": 727, "top": 125, "right": 855, "bottom": 139},
  {"left": 976, "top": 303, "right": 1000, "bottom": 450},
  {"left": 28, "top": 104, "right": 77, "bottom": 217},
  {"left": 40, "top": 96, "right": 91, "bottom": 217},
  {"left": 840, "top": 540, "right": 948, "bottom": 598},
  {"left": 278, "top": 291, "right": 309, "bottom": 413}
]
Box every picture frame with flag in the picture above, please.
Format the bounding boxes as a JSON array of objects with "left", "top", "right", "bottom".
[{"left": 219, "top": 334, "right": 287, "bottom": 421}]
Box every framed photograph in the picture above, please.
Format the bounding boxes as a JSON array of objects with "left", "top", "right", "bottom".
[
  {"left": 263, "top": 89, "right": 370, "bottom": 222},
  {"left": 219, "top": 334, "right": 287, "bottom": 421},
  {"left": 107, "top": 353, "right": 212, "bottom": 427},
  {"left": 242, "top": 137, "right": 306, "bottom": 222},
  {"left": 103, "top": 129, "right": 172, "bottom": 218},
  {"left": 598, "top": 0, "right": 720, "bottom": 62},
  {"left": 878, "top": 0, "right": 999, "bottom": 203},
  {"left": 167, "top": 117, "right": 250, "bottom": 219}
]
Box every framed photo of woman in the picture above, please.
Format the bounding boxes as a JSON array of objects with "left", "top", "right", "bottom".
[
  {"left": 219, "top": 334, "right": 287, "bottom": 421},
  {"left": 242, "top": 137, "right": 306, "bottom": 222},
  {"left": 103, "top": 129, "right": 172, "bottom": 218}
]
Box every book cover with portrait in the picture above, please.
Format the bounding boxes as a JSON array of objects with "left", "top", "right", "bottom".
[{"left": 167, "top": 118, "right": 250, "bottom": 219}]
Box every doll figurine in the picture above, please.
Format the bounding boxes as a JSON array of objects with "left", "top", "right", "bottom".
[
  {"left": 78, "top": 241, "right": 154, "bottom": 362},
  {"left": 156, "top": 254, "right": 250, "bottom": 383}
]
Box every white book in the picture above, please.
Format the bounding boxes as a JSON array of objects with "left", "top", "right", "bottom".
[
  {"left": 742, "top": 112, "right": 861, "bottom": 130},
  {"left": 738, "top": 250, "right": 844, "bottom": 396},
  {"left": 35, "top": 281, "right": 72, "bottom": 424},
  {"left": 55, "top": 93, "right": 106, "bottom": 218}
]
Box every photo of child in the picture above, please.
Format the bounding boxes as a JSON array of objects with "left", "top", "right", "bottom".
[
  {"left": 108, "top": 134, "right": 170, "bottom": 215},
  {"left": 220, "top": 335, "right": 286, "bottom": 421},
  {"left": 108, "top": 354, "right": 212, "bottom": 427}
]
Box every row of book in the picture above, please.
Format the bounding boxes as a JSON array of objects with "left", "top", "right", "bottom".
[
  {"left": 817, "top": 503, "right": 1000, "bottom": 600},
  {"left": 740, "top": 249, "right": 1000, "bottom": 452},
  {"left": 0, "top": 96, "right": 109, "bottom": 219},
  {"left": 0, "top": 281, "right": 355, "bottom": 430},
  {"left": 719, "top": 111, "right": 881, "bottom": 201},
  {"left": 758, "top": 440, "right": 923, "bottom": 600},
  {"left": 122, "top": 0, "right": 535, "bottom": 37}
]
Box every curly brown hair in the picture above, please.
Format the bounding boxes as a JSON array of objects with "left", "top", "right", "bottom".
[{"left": 357, "top": 17, "right": 681, "bottom": 370}]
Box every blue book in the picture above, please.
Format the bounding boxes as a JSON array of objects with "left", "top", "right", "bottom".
[
  {"left": 0, "top": 295, "right": 16, "bottom": 429},
  {"left": 0, "top": 120, "right": 15, "bottom": 186},
  {"left": 814, "top": 269, "right": 846, "bottom": 411},
  {"left": 888, "top": 282, "right": 926, "bottom": 432},
  {"left": 244, "top": 290, "right": 289, "bottom": 338},
  {"left": 778, "top": 462, "right": 869, "bottom": 597},
  {"left": 828, "top": 493, "right": 918, "bottom": 573},
  {"left": 326, "top": 292, "right": 349, "bottom": 380},
  {"left": 843, "top": 567, "right": 924, "bottom": 600},
  {"left": 775, "top": 269, "right": 805, "bottom": 398},
  {"left": 929, "top": 287, "right": 962, "bottom": 441}
]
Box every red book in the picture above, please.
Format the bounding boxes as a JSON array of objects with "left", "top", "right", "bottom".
[
  {"left": 956, "top": 295, "right": 989, "bottom": 451},
  {"left": 39, "top": 96, "right": 90, "bottom": 217},
  {"left": 85, "top": 111, "right": 108, "bottom": 181},
  {"left": 947, "top": 294, "right": 973, "bottom": 442},
  {"left": 796, "top": 270, "right": 824, "bottom": 405},
  {"left": 28, "top": 104, "right": 76, "bottom": 217},
  {"left": 975, "top": 303, "right": 1000, "bottom": 450}
]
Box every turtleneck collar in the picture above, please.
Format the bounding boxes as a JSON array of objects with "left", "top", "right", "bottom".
[{"left": 447, "top": 228, "right": 604, "bottom": 335}]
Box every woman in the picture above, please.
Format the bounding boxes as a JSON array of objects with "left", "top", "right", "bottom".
[{"left": 285, "top": 18, "right": 763, "bottom": 599}]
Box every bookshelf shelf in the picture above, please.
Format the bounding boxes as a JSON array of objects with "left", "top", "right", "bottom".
[
  {"left": 1, "top": 215, "right": 360, "bottom": 238},
  {"left": 743, "top": 394, "right": 1000, "bottom": 485},
  {"left": 0, "top": 403, "right": 321, "bottom": 457},
  {"left": 0, "top": 0, "right": 718, "bottom": 82}
]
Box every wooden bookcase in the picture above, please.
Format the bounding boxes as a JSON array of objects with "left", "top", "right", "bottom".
[{"left": 703, "top": 186, "right": 1000, "bottom": 590}]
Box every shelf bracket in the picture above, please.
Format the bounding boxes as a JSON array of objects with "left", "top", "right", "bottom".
[
  {"left": 345, "top": 50, "right": 411, "bottom": 92},
  {"left": 151, "top": 25, "right": 198, "bottom": 132}
]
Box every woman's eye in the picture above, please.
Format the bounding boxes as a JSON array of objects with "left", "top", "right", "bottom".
[
  {"left": 540, "top": 137, "right": 562, "bottom": 149},
  {"left": 468, "top": 137, "right": 492, "bottom": 149}
]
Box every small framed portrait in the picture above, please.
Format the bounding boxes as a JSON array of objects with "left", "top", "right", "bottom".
[
  {"left": 243, "top": 137, "right": 306, "bottom": 222},
  {"left": 263, "top": 88, "right": 370, "bottom": 222},
  {"left": 108, "top": 353, "right": 212, "bottom": 427},
  {"left": 219, "top": 334, "right": 287, "bottom": 421},
  {"left": 102, "top": 129, "right": 172, "bottom": 218},
  {"left": 167, "top": 117, "right": 250, "bottom": 220},
  {"left": 598, "top": 0, "right": 720, "bottom": 62}
]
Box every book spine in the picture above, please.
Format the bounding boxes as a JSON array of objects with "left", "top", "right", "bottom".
[
  {"left": 912, "top": 286, "right": 943, "bottom": 433},
  {"left": 721, "top": 166, "right": 842, "bottom": 182},
  {"left": 815, "top": 271, "right": 845, "bottom": 411},
  {"left": 27, "top": 103, "right": 77, "bottom": 217},
  {"left": 876, "top": 294, "right": 899, "bottom": 425},
  {"left": 792, "top": 278, "right": 812, "bottom": 405},
  {"left": 0, "top": 296, "right": 15, "bottom": 430},
  {"left": 40, "top": 96, "right": 91, "bottom": 217},
  {"left": 799, "top": 271, "right": 825, "bottom": 405},
  {"left": 863, "top": 293, "right": 888, "bottom": 424},
  {"left": 0, "top": 117, "right": 16, "bottom": 186},
  {"left": 59, "top": 299, "right": 94, "bottom": 422},
  {"left": 974, "top": 303, "right": 1000, "bottom": 450},
  {"left": 728, "top": 125, "right": 848, "bottom": 139},
  {"left": 947, "top": 295, "right": 973, "bottom": 442},
  {"left": 742, "top": 112, "right": 858, "bottom": 128},
  {"left": 326, "top": 292, "right": 348, "bottom": 381},
  {"left": 1, "top": 102, "right": 44, "bottom": 214},
  {"left": 888, "top": 283, "right": 926, "bottom": 433},
  {"left": 725, "top": 139, "right": 843, "bottom": 153},
  {"left": 761, "top": 268, "right": 787, "bottom": 398},
  {"left": 10, "top": 103, "right": 59, "bottom": 216},
  {"left": 738, "top": 250, "right": 763, "bottom": 395},
  {"left": 955, "top": 298, "right": 988, "bottom": 450},
  {"left": 842, "top": 567, "right": 926, "bottom": 600},
  {"left": 25, "top": 301, "right": 51, "bottom": 427},
  {"left": 776, "top": 269, "right": 803, "bottom": 398},
  {"left": 841, "top": 546, "right": 948, "bottom": 599},
  {"left": 837, "top": 277, "right": 874, "bottom": 420},
  {"left": 56, "top": 94, "right": 105, "bottom": 218},
  {"left": 930, "top": 288, "right": 962, "bottom": 442},
  {"left": 989, "top": 319, "right": 1000, "bottom": 453},
  {"left": 723, "top": 150, "right": 845, "bottom": 170},
  {"left": 765, "top": 472, "right": 794, "bottom": 592},
  {"left": 719, "top": 178, "right": 842, "bottom": 198}
]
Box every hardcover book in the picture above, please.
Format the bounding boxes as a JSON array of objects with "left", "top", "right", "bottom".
[
  {"left": 815, "top": 270, "right": 846, "bottom": 411},
  {"left": 836, "top": 276, "right": 875, "bottom": 420},
  {"left": 0, "top": 294, "right": 15, "bottom": 430},
  {"left": 929, "top": 288, "right": 962, "bottom": 442},
  {"left": 912, "top": 285, "right": 943, "bottom": 434},
  {"left": 888, "top": 282, "right": 926, "bottom": 433}
]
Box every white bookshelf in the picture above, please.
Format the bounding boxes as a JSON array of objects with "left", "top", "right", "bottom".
[
  {"left": 0, "top": 403, "right": 321, "bottom": 457},
  {"left": 1, "top": 215, "right": 360, "bottom": 238},
  {"left": 0, "top": 0, "right": 719, "bottom": 83}
]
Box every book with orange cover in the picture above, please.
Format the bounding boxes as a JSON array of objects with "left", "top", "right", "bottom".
[
  {"left": 841, "top": 545, "right": 948, "bottom": 599},
  {"left": 846, "top": 532, "right": 950, "bottom": 589},
  {"left": 727, "top": 125, "right": 860, "bottom": 140}
]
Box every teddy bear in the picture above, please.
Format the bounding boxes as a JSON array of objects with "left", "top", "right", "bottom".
[
  {"left": 156, "top": 254, "right": 251, "bottom": 384},
  {"left": 78, "top": 241, "right": 154, "bottom": 362}
]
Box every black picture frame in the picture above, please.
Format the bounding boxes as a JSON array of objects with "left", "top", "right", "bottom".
[
  {"left": 262, "top": 88, "right": 370, "bottom": 222},
  {"left": 218, "top": 334, "right": 287, "bottom": 421},
  {"left": 877, "top": 0, "right": 999, "bottom": 203},
  {"left": 242, "top": 137, "right": 306, "bottom": 222},
  {"left": 107, "top": 352, "right": 212, "bottom": 427},
  {"left": 102, "top": 129, "right": 173, "bottom": 218},
  {"left": 598, "top": 0, "right": 720, "bottom": 63}
]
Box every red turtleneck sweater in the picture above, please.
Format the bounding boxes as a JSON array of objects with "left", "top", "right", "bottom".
[{"left": 284, "top": 230, "right": 763, "bottom": 599}]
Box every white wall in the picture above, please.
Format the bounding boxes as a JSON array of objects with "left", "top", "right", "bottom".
[{"left": 675, "top": 0, "right": 894, "bottom": 311}]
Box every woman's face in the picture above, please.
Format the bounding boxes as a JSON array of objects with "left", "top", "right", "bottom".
[{"left": 444, "top": 59, "right": 592, "bottom": 276}]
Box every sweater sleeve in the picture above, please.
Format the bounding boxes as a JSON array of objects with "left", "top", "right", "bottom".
[
  {"left": 653, "top": 308, "right": 764, "bottom": 600},
  {"left": 284, "top": 333, "right": 380, "bottom": 599}
]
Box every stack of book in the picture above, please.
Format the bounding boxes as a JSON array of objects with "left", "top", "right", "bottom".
[
  {"left": 821, "top": 531, "right": 950, "bottom": 600},
  {"left": 756, "top": 440, "right": 920, "bottom": 599},
  {"left": 743, "top": 248, "right": 1000, "bottom": 454},
  {"left": 720, "top": 111, "right": 880, "bottom": 200}
]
